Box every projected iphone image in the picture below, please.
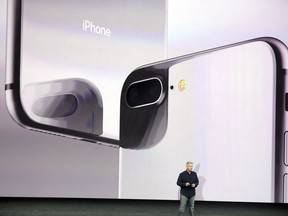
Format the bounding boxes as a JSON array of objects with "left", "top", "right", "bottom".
[
  {"left": 5, "top": 0, "right": 166, "bottom": 147},
  {"left": 119, "top": 38, "right": 288, "bottom": 203},
  {"left": 5, "top": 0, "right": 288, "bottom": 203}
]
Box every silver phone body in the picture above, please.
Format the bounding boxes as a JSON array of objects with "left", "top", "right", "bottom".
[
  {"left": 5, "top": 0, "right": 167, "bottom": 147},
  {"left": 119, "top": 38, "right": 288, "bottom": 203}
]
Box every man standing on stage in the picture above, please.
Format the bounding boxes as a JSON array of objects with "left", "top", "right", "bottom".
[{"left": 177, "top": 161, "right": 199, "bottom": 216}]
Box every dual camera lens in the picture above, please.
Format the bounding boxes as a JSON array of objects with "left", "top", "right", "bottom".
[{"left": 126, "top": 78, "right": 163, "bottom": 108}]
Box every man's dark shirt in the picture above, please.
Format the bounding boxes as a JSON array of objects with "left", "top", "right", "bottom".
[{"left": 177, "top": 170, "right": 199, "bottom": 198}]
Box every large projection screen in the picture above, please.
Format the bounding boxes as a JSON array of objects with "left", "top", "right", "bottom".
[{"left": 1, "top": 0, "right": 288, "bottom": 203}]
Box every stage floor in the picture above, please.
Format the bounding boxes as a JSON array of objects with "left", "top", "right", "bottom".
[{"left": 0, "top": 198, "right": 287, "bottom": 216}]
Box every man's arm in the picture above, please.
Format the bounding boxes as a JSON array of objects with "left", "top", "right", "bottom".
[{"left": 177, "top": 173, "right": 187, "bottom": 187}]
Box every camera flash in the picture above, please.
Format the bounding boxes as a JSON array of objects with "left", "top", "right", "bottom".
[{"left": 178, "top": 79, "right": 186, "bottom": 92}]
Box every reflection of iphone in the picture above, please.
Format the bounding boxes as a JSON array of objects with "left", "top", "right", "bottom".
[
  {"left": 5, "top": 0, "right": 166, "bottom": 147},
  {"left": 119, "top": 38, "right": 288, "bottom": 203}
]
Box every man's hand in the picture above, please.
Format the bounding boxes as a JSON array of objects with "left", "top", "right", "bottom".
[
  {"left": 185, "top": 182, "right": 190, "bottom": 187},
  {"left": 191, "top": 183, "right": 196, "bottom": 188}
]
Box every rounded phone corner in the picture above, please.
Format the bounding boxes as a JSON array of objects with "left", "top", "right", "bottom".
[{"left": 5, "top": 84, "right": 32, "bottom": 130}]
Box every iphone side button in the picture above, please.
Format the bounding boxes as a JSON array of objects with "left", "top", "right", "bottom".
[
  {"left": 284, "top": 133, "right": 288, "bottom": 202},
  {"left": 285, "top": 132, "right": 288, "bottom": 166},
  {"left": 284, "top": 174, "right": 288, "bottom": 203}
]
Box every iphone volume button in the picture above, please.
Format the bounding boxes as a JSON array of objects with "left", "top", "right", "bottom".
[
  {"left": 285, "top": 132, "right": 288, "bottom": 166},
  {"left": 285, "top": 132, "right": 288, "bottom": 203},
  {"left": 284, "top": 174, "right": 288, "bottom": 203}
]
